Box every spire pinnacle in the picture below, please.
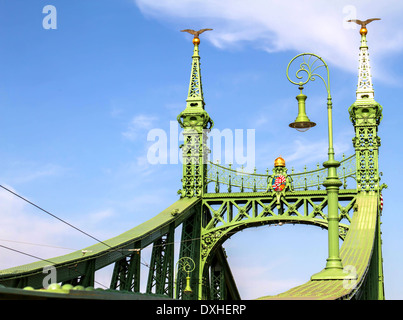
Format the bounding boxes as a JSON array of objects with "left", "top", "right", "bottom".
[
  {"left": 179, "top": 28, "right": 213, "bottom": 110},
  {"left": 347, "top": 18, "right": 380, "bottom": 101},
  {"left": 177, "top": 28, "right": 214, "bottom": 130}
]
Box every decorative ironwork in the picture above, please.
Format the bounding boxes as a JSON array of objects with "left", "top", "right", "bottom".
[
  {"left": 176, "top": 210, "right": 202, "bottom": 300},
  {"left": 206, "top": 154, "right": 356, "bottom": 193},
  {"left": 176, "top": 257, "right": 195, "bottom": 277},
  {"left": 110, "top": 249, "right": 141, "bottom": 292},
  {"left": 357, "top": 47, "right": 373, "bottom": 95},
  {"left": 176, "top": 257, "right": 195, "bottom": 296},
  {"left": 177, "top": 28, "right": 213, "bottom": 199},
  {"left": 0, "top": 22, "right": 386, "bottom": 301},
  {"left": 200, "top": 191, "right": 357, "bottom": 268},
  {"left": 355, "top": 127, "right": 380, "bottom": 191},
  {"left": 348, "top": 22, "right": 383, "bottom": 193},
  {"left": 188, "top": 54, "right": 204, "bottom": 99},
  {"left": 146, "top": 225, "right": 175, "bottom": 297},
  {"left": 286, "top": 53, "right": 330, "bottom": 94}
]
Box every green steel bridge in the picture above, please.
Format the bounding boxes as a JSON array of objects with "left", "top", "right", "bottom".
[{"left": 0, "top": 23, "right": 385, "bottom": 300}]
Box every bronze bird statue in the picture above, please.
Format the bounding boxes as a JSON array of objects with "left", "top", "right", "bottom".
[
  {"left": 347, "top": 18, "right": 380, "bottom": 35},
  {"left": 347, "top": 18, "right": 381, "bottom": 27},
  {"left": 181, "top": 28, "right": 213, "bottom": 44}
]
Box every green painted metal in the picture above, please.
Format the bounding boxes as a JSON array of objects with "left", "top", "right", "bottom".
[
  {"left": 175, "top": 257, "right": 196, "bottom": 297},
  {"left": 0, "top": 26, "right": 385, "bottom": 300},
  {"left": 0, "top": 284, "right": 172, "bottom": 300},
  {"left": 110, "top": 246, "right": 141, "bottom": 292},
  {"left": 286, "top": 53, "right": 346, "bottom": 280},
  {"left": 177, "top": 37, "right": 213, "bottom": 199},
  {"left": 258, "top": 192, "right": 381, "bottom": 299},
  {"left": 347, "top": 27, "right": 385, "bottom": 299},
  {"left": 175, "top": 206, "right": 202, "bottom": 300},
  {"left": 207, "top": 153, "right": 356, "bottom": 193},
  {"left": 0, "top": 197, "right": 200, "bottom": 289},
  {"left": 289, "top": 89, "right": 316, "bottom": 130},
  {"left": 198, "top": 190, "right": 357, "bottom": 298},
  {"left": 146, "top": 223, "right": 175, "bottom": 296},
  {"left": 62, "top": 260, "right": 95, "bottom": 288},
  {"left": 210, "top": 255, "right": 227, "bottom": 300},
  {"left": 348, "top": 90, "right": 383, "bottom": 194},
  {"left": 257, "top": 26, "right": 384, "bottom": 299}
]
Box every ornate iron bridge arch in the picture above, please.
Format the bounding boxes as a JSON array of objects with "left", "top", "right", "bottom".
[
  {"left": 198, "top": 156, "right": 358, "bottom": 298},
  {"left": 200, "top": 192, "right": 355, "bottom": 264}
]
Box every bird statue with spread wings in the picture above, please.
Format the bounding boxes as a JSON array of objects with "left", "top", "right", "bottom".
[
  {"left": 181, "top": 28, "right": 213, "bottom": 44},
  {"left": 347, "top": 18, "right": 380, "bottom": 35}
]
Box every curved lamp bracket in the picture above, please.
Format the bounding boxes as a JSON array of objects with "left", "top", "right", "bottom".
[{"left": 286, "top": 53, "right": 331, "bottom": 97}]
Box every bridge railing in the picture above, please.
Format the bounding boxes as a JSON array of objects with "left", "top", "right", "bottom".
[{"left": 206, "top": 154, "right": 356, "bottom": 193}]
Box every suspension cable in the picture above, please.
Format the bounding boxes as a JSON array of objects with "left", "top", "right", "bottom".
[
  {"left": 0, "top": 243, "right": 109, "bottom": 289},
  {"left": 0, "top": 243, "right": 58, "bottom": 266},
  {"left": 0, "top": 185, "right": 112, "bottom": 249},
  {"left": 0, "top": 238, "right": 77, "bottom": 251}
]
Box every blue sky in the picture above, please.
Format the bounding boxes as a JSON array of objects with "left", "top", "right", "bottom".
[{"left": 0, "top": 0, "right": 402, "bottom": 299}]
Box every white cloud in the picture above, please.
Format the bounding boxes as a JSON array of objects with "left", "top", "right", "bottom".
[
  {"left": 230, "top": 264, "right": 303, "bottom": 299},
  {"left": 0, "top": 162, "right": 69, "bottom": 186},
  {"left": 283, "top": 137, "right": 351, "bottom": 170},
  {"left": 87, "top": 209, "right": 115, "bottom": 224},
  {"left": 16, "top": 164, "right": 67, "bottom": 184},
  {"left": 285, "top": 139, "right": 329, "bottom": 164},
  {"left": 0, "top": 186, "right": 120, "bottom": 272},
  {"left": 125, "top": 155, "right": 157, "bottom": 177},
  {"left": 0, "top": 186, "right": 74, "bottom": 269},
  {"left": 122, "top": 114, "right": 158, "bottom": 141},
  {"left": 134, "top": 0, "right": 403, "bottom": 80}
]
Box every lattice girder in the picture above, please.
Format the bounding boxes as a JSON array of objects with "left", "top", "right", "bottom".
[
  {"left": 199, "top": 190, "right": 357, "bottom": 273},
  {"left": 110, "top": 249, "right": 141, "bottom": 292},
  {"left": 146, "top": 224, "right": 175, "bottom": 297}
]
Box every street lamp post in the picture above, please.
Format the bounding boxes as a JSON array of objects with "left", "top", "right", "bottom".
[{"left": 286, "top": 53, "right": 354, "bottom": 280}]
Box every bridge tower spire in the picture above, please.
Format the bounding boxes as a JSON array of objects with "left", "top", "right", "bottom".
[
  {"left": 176, "top": 29, "right": 214, "bottom": 301},
  {"left": 177, "top": 29, "right": 214, "bottom": 198},
  {"left": 348, "top": 19, "right": 385, "bottom": 299},
  {"left": 356, "top": 23, "right": 374, "bottom": 100},
  {"left": 348, "top": 19, "right": 383, "bottom": 193}
]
